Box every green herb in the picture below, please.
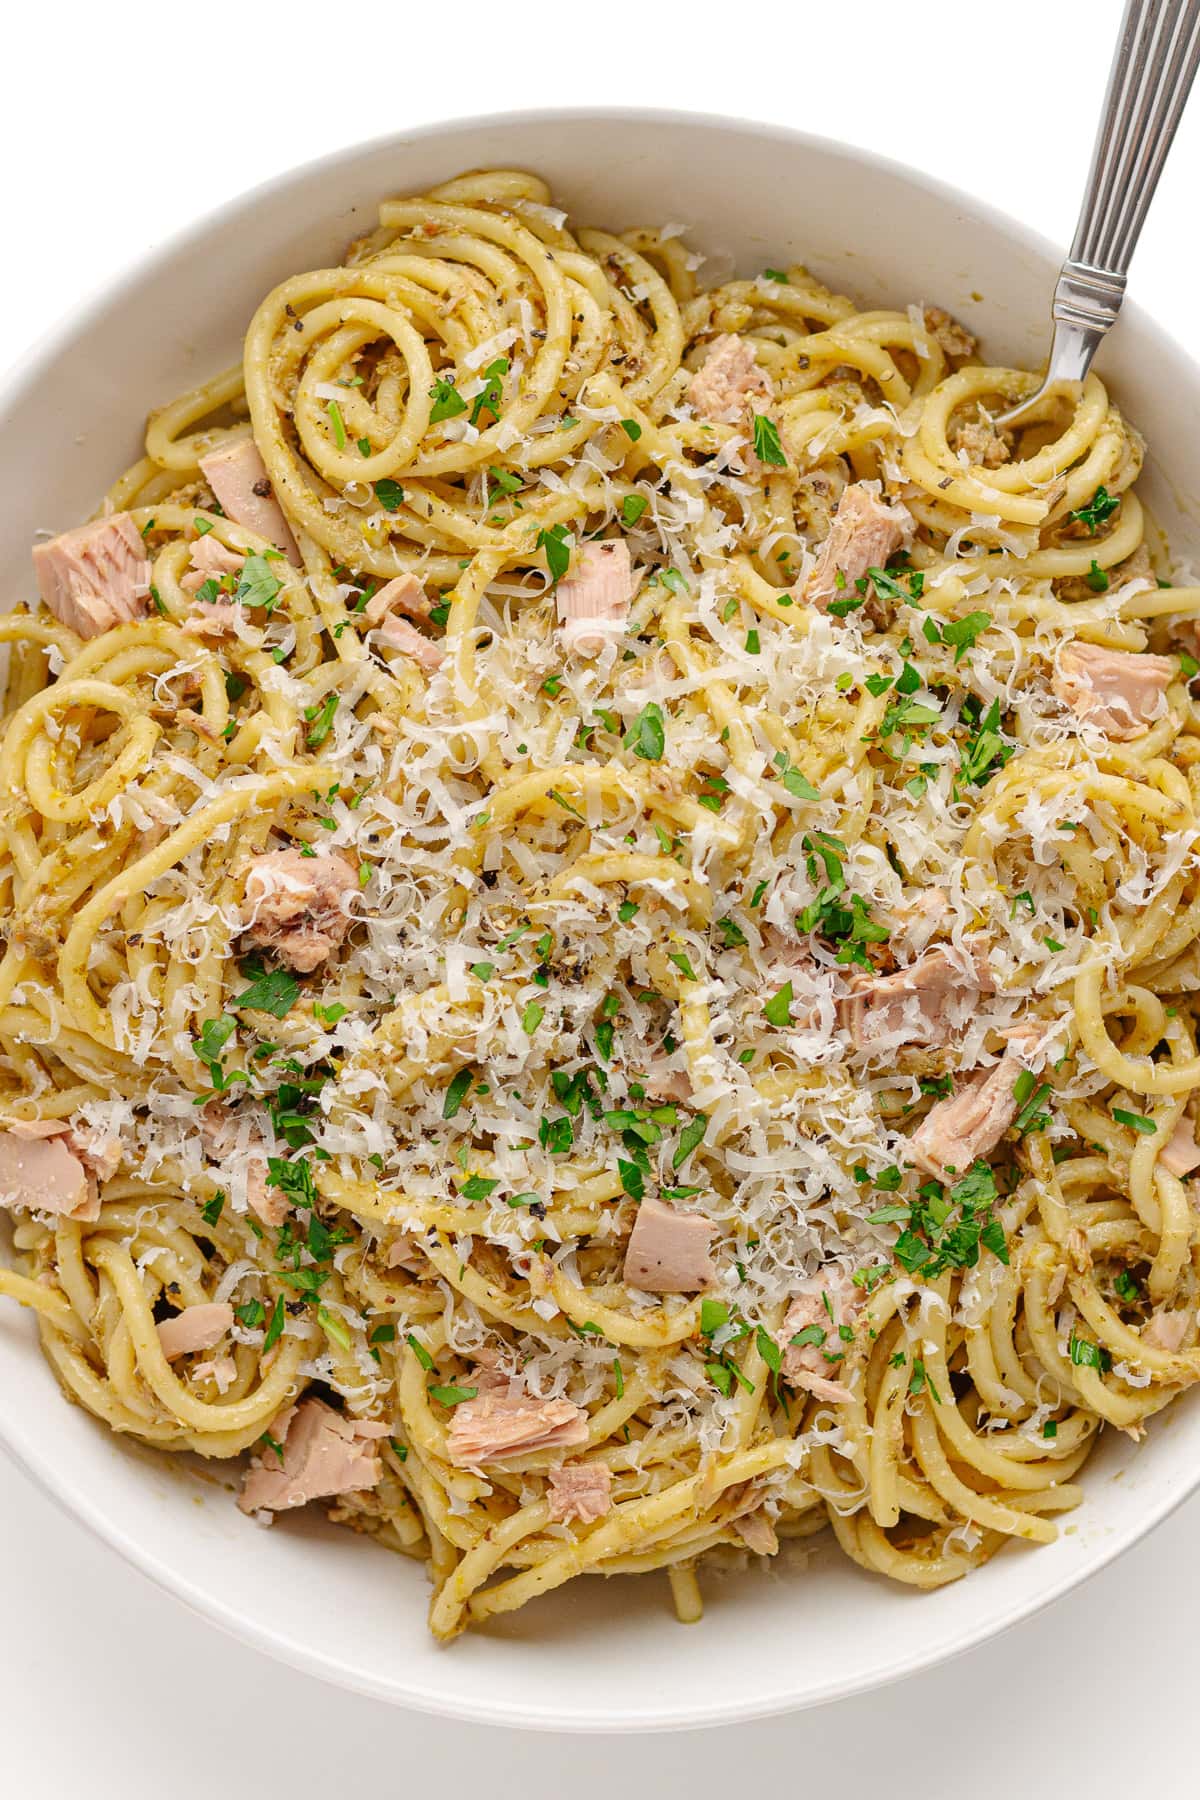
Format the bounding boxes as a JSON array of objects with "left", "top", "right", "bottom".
[
  {"left": 406, "top": 1333, "right": 435, "bottom": 1371},
  {"left": 1012, "top": 1074, "right": 1052, "bottom": 1136},
  {"left": 940, "top": 610, "right": 992, "bottom": 663},
  {"left": 1113, "top": 1269, "right": 1141, "bottom": 1303},
  {"left": 234, "top": 959, "right": 300, "bottom": 1019},
  {"left": 429, "top": 375, "right": 467, "bottom": 423},
  {"left": 618, "top": 1158, "right": 645, "bottom": 1201},
  {"left": 755, "top": 1325, "right": 782, "bottom": 1375},
  {"left": 429, "top": 1383, "right": 479, "bottom": 1407},
  {"left": 235, "top": 1298, "right": 265, "bottom": 1328},
  {"left": 790, "top": 1323, "right": 826, "bottom": 1349},
  {"left": 667, "top": 949, "right": 697, "bottom": 981},
  {"left": 304, "top": 694, "right": 339, "bottom": 748},
  {"left": 326, "top": 399, "right": 347, "bottom": 450},
  {"left": 488, "top": 466, "right": 522, "bottom": 495},
  {"left": 536, "top": 522, "right": 573, "bottom": 586},
  {"left": 620, "top": 418, "right": 642, "bottom": 441},
  {"left": 624, "top": 701, "right": 666, "bottom": 761},
  {"left": 699, "top": 1298, "right": 729, "bottom": 1338},
  {"left": 470, "top": 357, "right": 508, "bottom": 428},
  {"left": 470, "top": 961, "right": 495, "bottom": 982},
  {"left": 263, "top": 1296, "right": 285, "bottom": 1352},
  {"left": 751, "top": 414, "right": 787, "bottom": 468},
  {"left": 908, "top": 1357, "right": 941, "bottom": 1402},
  {"left": 313, "top": 1000, "right": 347, "bottom": 1027},
  {"left": 613, "top": 1357, "right": 625, "bottom": 1398},
  {"left": 369, "top": 1324, "right": 397, "bottom": 1346},
  {"left": 443, "top": 1068, "right": 474, "bottom": 1119},
  {"left": 1085, "top": 560, "right": 1110, "bottom": 592},
  {"left": 715, "top": 916, "right": 747, "bottom": 948},
  {"left": 389, "top": 1437, "right": 409, "bottom": 1462},
  {"left": 460, "top": 1176, "right": 500, "bottom": 1201},
  {"left": 888, "top": 1160, "right": 1010, "bottom": 1279},
  {"left": 617, "top": 900, "right": 639, "bottom": 924},
  {"left": 373, "top": 479, "right": 405, "bottom": 512},
  {"left": 1113, "top": 1107, "right": 1157, "bottom": 1135},
  {"left": 622, "top": 494, "right": 648, "bottom": 526},
  {"left": 764, "top": 981, "right": 793, "bottom": 1028},
  {"left": 1070, "top": 486, "right": 1120, "bottom": 534},
  {"left": 318, "top": 1305, "right": 353, "bottom": 1349},
  {"left": 1068, "top": 1330, "right": 1111, "bottom": 1372},
  {"left": 521, "top": 1000, "right": 544, "bottom": 1034},
  {"left": 958, "top": 696, "right": 1011, "bottom": 787},
  {"left": 1180, "top": 652, "right": 1199, "bottom": 680},
  {"left": 673, "top": 1113, "right": 708, "bottom": 1169},
  {"left": 540, "top": 1116, "right": 573, "bottom": 1154},
  {"left": 200, "top": 1191, "right": 225, "bottom": 1227},
  {"left": 235, "top": 554, "right": 283, "bottom": 614},
  {"left": 762, "top": 268, "right": 790, "bottom": 283}
]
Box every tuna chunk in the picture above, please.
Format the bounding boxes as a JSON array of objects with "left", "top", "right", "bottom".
[
  {"left": 556, "top": 539, "right": 635, "bottom": 655},
  {"left": 241, "top": 848, "right": 358, "bottom": 974},
  {"left": 446, "top": 1386, "right": 589, "bottom": 1467},
  {"left": 804, "top": 483, "right": 915, "bottom": 613},
  {"left": 32, "top": 513, "right": 151, "bottom": 639},
  {"left": 1053, "top": 642, "right": 1175, "bottom": 740},
  {"left": 688, "top": 335, "right": 773, "bottom": 424},
  {"left": 1142, "top": 1308, "right": 1191, "bottom": 1353},
  {"left": 840, "top": 941, "right": 994, "bottom": 1054},
  {"left": 733, "top": 1508, "right": 779, "bottom": 1557},
  {"left": 198, "top": 438, "right": 300, "bottom": 563},
  {"left": 191, "top": 1355, "right": 237, "bottom": 1392},
  {"left": 2, "top": 1118, "right": 122, "bottom": 1182},
  {"left": 363, "top": 573, "right": 433, "bottom": 625},
  {"left": 0, "top": 1129, "right": 99, "bottom": 1221},
  {"left": 156, "top": 1302, "right": 234, "bottom": 1361},
  {"left": 1160, "top": 1113, "right": 1200, "bottom": 1178},
  {"left": 239, "top": 1398, "right": 385, "bottom": 1513},
  {"left": 184, "top": 600, "right": 242, "bottom": 641},
  {"left": 907, "top": 1031, "right": 1039, "bottom": 1180},
  {"left": 547, "top": 1460, "right": 612, "bottom": 1525},
  {"left": 377, "top": 613, "right": 444, "bottom": 671},
  {"left": 923, "top": 306, "right": 977, "bottom": 362},
  {"left": 782, "top": 1269, "right": 864, "bottom": 1403},
  {"left": 181, "top": 534, "right": 244, "bottom": 593},
  {"left": 623, "top": 1195, "right": 716, "bottom": 1293},
  {"left": 197, "top": 1103, "right": 286, "bottom": 1229}
]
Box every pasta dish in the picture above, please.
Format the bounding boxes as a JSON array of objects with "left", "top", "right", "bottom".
[{"left": 2, "top": 168, "right": 1198, "bottom": 1641}]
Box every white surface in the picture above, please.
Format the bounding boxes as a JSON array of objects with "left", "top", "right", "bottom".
[{"left": 1, "top": 0, "right": 1198, "bottom": 1788}]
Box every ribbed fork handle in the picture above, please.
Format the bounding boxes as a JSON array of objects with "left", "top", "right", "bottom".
[{"left": 1046, "top": 0, "right": 1200, "bottom": 386}]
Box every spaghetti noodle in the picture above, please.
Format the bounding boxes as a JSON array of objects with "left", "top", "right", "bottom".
[{"left": 1, "top": 169, "right": 1199, "bottom": 1638}]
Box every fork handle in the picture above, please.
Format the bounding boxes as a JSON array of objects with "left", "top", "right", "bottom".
[{"left": 1044, "top": 0, "right": 1200, "bottom": 388}]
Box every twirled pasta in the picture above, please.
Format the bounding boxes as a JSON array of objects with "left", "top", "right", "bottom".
[{"left": 2, "top": 169, "right": 1199, "bottom": 1640}]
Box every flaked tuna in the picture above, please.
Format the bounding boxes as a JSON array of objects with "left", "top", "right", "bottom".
[
  {"left": 157, "top": 1302, "right": 234, "bottom": 1361},
  {"left": 199, "top": 438, "right": 300, "bottom": 563},
  {"left": 688, "top": 335, "right": 773, "bottom": 424},
  {"left": 0, "top": 1129, "right": 100, "bottom": 1221},
  {"left": 446, "top": 1385, "right": 588, "bottom": 1466},
  {"left": 1053, "top": 642, "right": 1174, "bottom": 740},
  {"left": 239, "top": 1398, "right": 385, "bottom": 1513},
  {"left": 805, "top": 483, "right": 914, "bottom": 612},
  {"left": 623, "top": 1195, "right": 716, "bottom": 1293},
  {"left": 782, "top": 1269, "right": 864, "bottom": 1403},
  {"left": 241, "top": 848, "right": 358, "bottom": 974},
  {"left": 908, "top": 1029, "right": 1040, "bottom": 1179},
  {"left": 547, "top": 1460, "right": 612, "bottom": 1525},
  {"left": 33, "top": 513, "right": 151, "bottom": 639},
  {"left": 556, "top": 539, "right": 634, "bottom": 655},
  {"left": 840, "top": 941, "right": 994, "bottom": 1054}
]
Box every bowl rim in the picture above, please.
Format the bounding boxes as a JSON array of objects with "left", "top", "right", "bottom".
[{"left": 2, "top": 102, "right": 1198, "bottom": 1732}]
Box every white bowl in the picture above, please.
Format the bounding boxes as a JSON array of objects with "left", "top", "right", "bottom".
[{"left": 2, "top": 109, "right": 1199, "bottom": 1732}]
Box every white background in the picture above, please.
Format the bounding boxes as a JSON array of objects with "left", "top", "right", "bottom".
[{"left": 2, "top": 0, "right": 1198, "bottom": 1789}]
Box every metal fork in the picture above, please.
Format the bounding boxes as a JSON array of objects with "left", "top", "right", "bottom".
[{"left": 996, "top": 0, "right": 1200, "bottom": 428}]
